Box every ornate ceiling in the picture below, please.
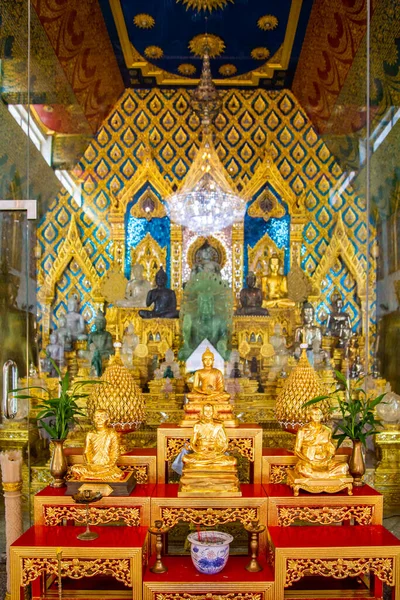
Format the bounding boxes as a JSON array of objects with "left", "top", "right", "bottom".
[{"left": 99, "top": 0, "right": 313, "bottom": 89}]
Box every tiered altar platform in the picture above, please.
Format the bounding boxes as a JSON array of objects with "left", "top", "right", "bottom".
[{"left": 10, "top": 435, "right": 400, "bottom": 600}]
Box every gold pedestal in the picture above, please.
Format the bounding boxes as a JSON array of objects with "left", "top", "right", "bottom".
[
  {"left": 178, "top": 466, "right": 242, "bottom": 497},
  {"left": 180, "top": 401, "right": 238, "bottom": 428},
  {"left": 287, "top": 470, "right": 353, "bottom": 496}
]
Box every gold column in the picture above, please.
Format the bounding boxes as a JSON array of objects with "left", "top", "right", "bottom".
[
  {"left": 290, "top": 215, "right": 306, "bottom": 267},
  {"left": 232, "top": 222, "right": 244, "bottom": 308},
  {"left": 170, "top": 224, "right": 183, "bottom": 307}
]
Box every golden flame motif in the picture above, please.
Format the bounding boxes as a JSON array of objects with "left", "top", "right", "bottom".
[
  {"left": 257, "top": 15, "right": 278, "bottom": 31},
  {"left": 219, "top": 64, "right": 237, "bottom": 77},
  {"left": 87, "top": 351, "right": 145, "bottom": 433},
  {"left": 275, "top": 349, "right": 330, "bottom": 430},
  {"left": 189, "top": 33, "right": 225, "bottom": 58},
  {"left": 133, "top": 13, "right": 155, "bottom": 29},
  {"left": 177, "top": 63, "right": 196, "bottom": 76},
  {"left": 251, "top": 47, "right": 270, "bottom": 61},
  {"left": 144, "top": 45, "right": 164, "bottom": 59},
  {"left": 177, "top": 0, "right": 233, "bottom": 12}
]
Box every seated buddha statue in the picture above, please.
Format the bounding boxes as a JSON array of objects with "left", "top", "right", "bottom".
[
  {"left": 261, "top": 255, "right": 295, "bottom": 308},
  {"left": 291, "top": 406, "right": 351, "bottom": 481},
  {"left": 65, "top": 294, "right": 88, "bottom": 342},
  {"left": 235, "top": 272, "right": 269, "bottom": 316},
  {"left": 294, "top": 302, "right": 325, "bottom": 364},
  {"left": 179, "top": 403, "right": 241, "bottom": 497},
  {"left": 70, "top": 409, "right": 124, "bottom": 481},
  {"left": 139, "top": 267, "right": 179, "bottom": 319},
  {"left": 325, "top": 293, "right": 352, "bottom": 347},
  {"left": 87, "top": 311, "right": 115, "bottom": 362},
  {"left": 117, "top": 263, "right": 152, "bottom": 308},
  {"left": 181, "top": 347, "right": 237, "bottom": 427}
]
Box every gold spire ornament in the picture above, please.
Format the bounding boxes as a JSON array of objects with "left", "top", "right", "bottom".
[
  {"left": 87, "top": 344, "right": 145, "bottom": 434},
  {"left": 178, "top": 0, "right": 233, "bottom": 14},
  {"left": 275, "top": 347, "right": 330, "bottom": 432}
]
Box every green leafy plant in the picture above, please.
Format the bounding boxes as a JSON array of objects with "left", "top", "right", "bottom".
[
  {"left": 303, "top": 370, "right": 386, "bottom": 447},
  {"left": 13, "top": 358, "right": 99, "bottom": 440}
]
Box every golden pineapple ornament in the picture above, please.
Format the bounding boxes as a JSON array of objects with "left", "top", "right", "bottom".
[
  {"left": 275, "top": 346, "right": 330, "bottom": 432},
  {"left": 87, "top": 343, "right": 145, "bottom": 433}
]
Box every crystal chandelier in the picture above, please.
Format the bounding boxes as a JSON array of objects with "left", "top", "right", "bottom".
[{"left": 167, "top": 49, "right": 246, "bottom": 235}]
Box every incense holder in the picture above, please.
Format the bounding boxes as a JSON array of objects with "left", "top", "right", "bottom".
[{"left": 187, "top": 531, "right": 233, "bottom": 574}]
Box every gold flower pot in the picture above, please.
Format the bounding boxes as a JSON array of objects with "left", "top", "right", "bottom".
[
  {"left": 349, "top": 439, "right": 365, "bottom": 487},
  {"left": 50, "top": 439, "right": 68, "bottom": 487}
]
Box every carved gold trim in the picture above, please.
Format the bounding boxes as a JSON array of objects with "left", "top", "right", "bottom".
[
  {"left": 109, "top": 0, "right": 303, "bottom": 86},
  {"left": 248, "top": 232, "right": 285, "bottom": 286},
  {"left": 154, "top": 594, "right": 262, "bottom": 600},
  {"left": 285, "top": 556, "right": 394, "bottom": 588},
  {"left": 277, "top": 505, "right": 373, "bottom": 527},
  {"left": 130, "top": 233, "right": 167, "bottom": 285},
  {"left": 129, "top": 186, "right": 167, "bottom": 221},
  {"left": 120, "top": 464, "right": 149, "bottom": 484},
  {"left": 21, "top": 557, "right": 132, "bottom": 587},
  {"left": 160, "top": 506, "right": 258, "bottom": 529},
  {"left": 165, "top": 436, "right": 255, "bottom": 462},
  {"left": 311, "top": 213, "right": 367, "bottom": 301},
  {"left": 247, "top": 188, "right": 286, "bottom": 221},
  {"left": 43, "top": 505, "right": 140, "bottom": 527},
  {"left": 232, "top": 222, "right": 244, "bottom": 306},
  {"left": 242, "top": 150, "right": 301, "bottom": 215},
  {"left": 270, "top": 464, "right": 290, "bottom": 484},
  {"left": 2, "top": 482, "right": 23, "bottom": 492},
  {"left": 187, "top": 236, "right": 227, "bottom": 269}
]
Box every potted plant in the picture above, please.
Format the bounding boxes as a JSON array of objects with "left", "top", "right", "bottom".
[
  {"left": 14, "top": 359, "right": 95, "bottom": 487},
  {"left": 304, "top": 371, "right": 385, "bottom": 486}
]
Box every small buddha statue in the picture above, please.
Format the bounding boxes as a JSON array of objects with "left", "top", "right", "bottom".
[
  {"left": 326, "top": 293, "right": 352, "bottom": 347},
  {"left": 154, "top": 348, "right": 181, "bottom": 379},
  {"left": 117, "top": 264, "right": 152, "bottom": 308},
  {"left": 192, "top": 240, "right": 221, "bottom": 276},
  {"left": 65, "top": 294, "right": 88, "bottom": 342},
  {"left": 70, "top": 409, "right": 124, "bottom": 481},
  {"left": 44, "top": 332, "right": 64, "bottom": 376},
  {"left": 121, "top": 322, "right": 139, "bottom": 368},
  {"left": 179, "top": 403, "right": 241, "bottom": 497},
  {"left": 290, "top": 406, "right": 351, "bottom": 485},
  {"left": 56, "top": 316, "right": 73, "bottom": 352},
  {"left": 181, "top": 347, "right": 237, "bottom": 427},
  {"left": 270, "top": 323, "right": 288, "bottom": 357},
  {"left": 236, "top": 272, "right": 269, "bottom": 316},
  {"left": 139, "top": 267, "right": 179, "bottom": 319},
  {"left": 261, "top": 255, "right": 295, "bottom": 308},
  {"left": 294, "top": 302, "right": 323, "bottom": 362},
  {"left": 87, "top": 311, "right": 115, "bottom": 363},
  {"left": 350, "top": 354, "right": 364, "bottom": 379}
]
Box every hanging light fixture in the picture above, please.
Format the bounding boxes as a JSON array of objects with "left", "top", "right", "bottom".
[{"left": 167, "top": 48, "right": 246, "bottom": 235}]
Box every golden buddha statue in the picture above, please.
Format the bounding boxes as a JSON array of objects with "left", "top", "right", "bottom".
[
  {"left": 70, "top": 409, "right": 124, "bottom": 481},
  {"left": 287, "top": 406, "right": 353, "bottom": 496},
  {"left": 180, "top": 347, "right": 237, "bottom": 427},
  {"left": 261, "top": 254, "right": 295, "bottom": 308},
  {"left": 178, "top": 403, "right": 241, "bottom": 497}
]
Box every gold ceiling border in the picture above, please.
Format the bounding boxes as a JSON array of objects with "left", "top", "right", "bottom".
[
  {"left": 38, "top": 215, "right": 104, "bottom": 345},
  {"left": 109, "top": 0, "right": 303, "bottom": 86}
]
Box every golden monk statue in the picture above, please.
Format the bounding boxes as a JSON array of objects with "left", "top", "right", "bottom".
[
  {"left": 179, "top": 404, "right": 241, "bottom": 497},
  {"left": 261, "top": 254, "right": 295, "bottom": 308},
  {"left": 287, "top": 406, "right": 353, "bottom": 496},
  {"left": 180, "top": 348, "right": 237, "bottom": 427},
  {"left": 70, "top": 409, "right": 124, "bottom": 481}
]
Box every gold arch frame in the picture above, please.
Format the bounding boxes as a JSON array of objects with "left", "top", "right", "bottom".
[
  {"left": 130, "top": 233, "right": 167, "bottom": 286},
  {"left": 187, "top": 235, "right": 228, "bottom": 270},
  {"left": 38, "top": 216, "right": 104, "bottom": 346}
]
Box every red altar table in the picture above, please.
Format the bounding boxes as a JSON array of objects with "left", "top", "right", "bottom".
[{"left": 10, "top": 525, "right": 148, "bottom": 600}]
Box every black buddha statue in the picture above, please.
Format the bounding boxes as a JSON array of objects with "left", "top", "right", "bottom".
[
  {"left": 235, "top": 272, "right": 269, "bottom": 316},
  {"left": 139, "top": 267, "right": 179, "bottom": 319}
]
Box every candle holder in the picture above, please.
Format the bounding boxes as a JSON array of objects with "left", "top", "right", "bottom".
[
  {"left": 72, "top": 490, "right": 103, "bottom": 541},
  {"left": 244, "top": 520, "right": 266, "bottom": 572},
  {"left": 148, "top": 520, "right": 170, "bottom": 574}
]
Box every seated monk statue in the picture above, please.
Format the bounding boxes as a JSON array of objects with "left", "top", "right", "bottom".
[
  {"left": 287, "top": 406, "right": 352, "bottom": 495},
  {"left": 117, "top": 263, "right": 152, "bottom": 308},
  {"left": 179, "top": 403, "right": 241, "bottom": 497},
  {"left": 139, "top": 266, "right": 179, "bottom": 319},
  {"left": 236, "top": 272, "right": 269, "bottom": 316},
  {"left": 181, "top": 347, "right": 237, "bottom": 427},
  {"left": 261, "top": 254, "right": 295, "bottom": 308},
  {"left": 70, "top": 409, "right": 124, "bottom": 481}
]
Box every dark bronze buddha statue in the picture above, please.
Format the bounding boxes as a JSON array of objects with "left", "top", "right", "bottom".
[
  {"left": 139, "top": 267, "right": 179, "bottom": 319},
  {"left": 236, "top": 272, "right": 269, "bottom": 316}
]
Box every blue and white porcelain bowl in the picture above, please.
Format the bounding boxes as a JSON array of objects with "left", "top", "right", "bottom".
[{"left": 187, "top": 531, "right": 233, "bottom": 574}]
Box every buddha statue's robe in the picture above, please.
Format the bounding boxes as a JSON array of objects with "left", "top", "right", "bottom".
[
  {"left": 179, "top": 410, "right": 241, "bottom": 497},
  {"left": 70, "top": 428, "right": 123, "bottom": 481}
]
